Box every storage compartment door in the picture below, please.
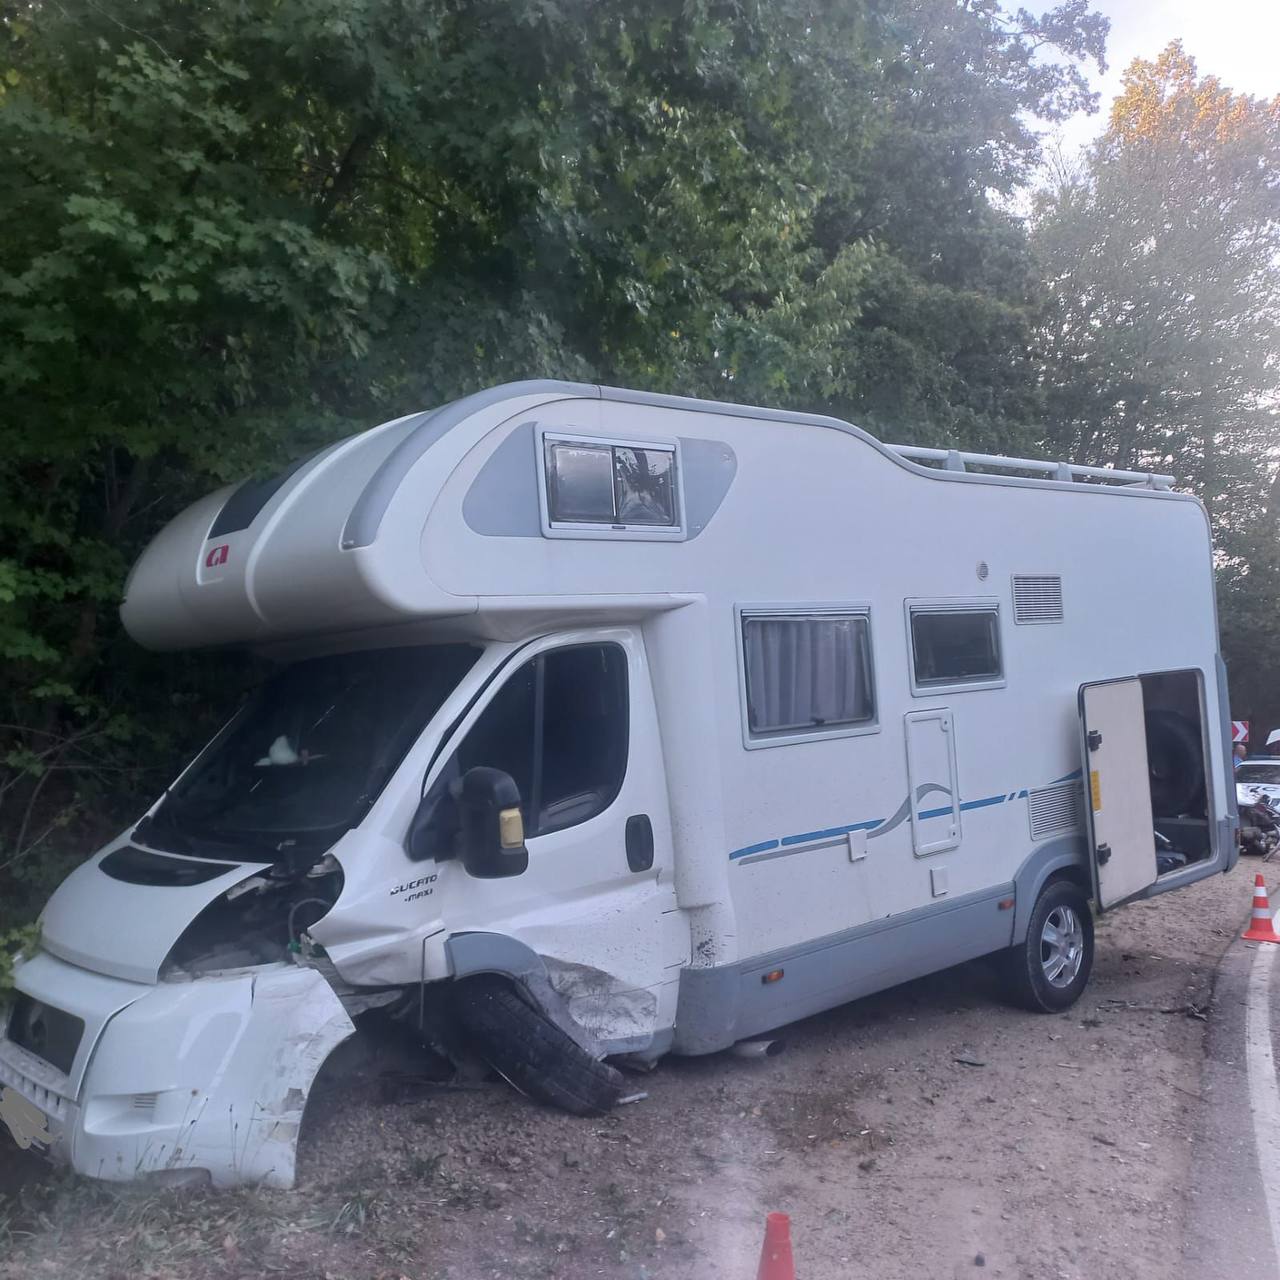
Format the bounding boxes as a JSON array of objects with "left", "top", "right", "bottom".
[
  {"left": 904, "top": 709, "right": 961, "bottom": 856},
  {"left": 1080, "top": 679, "right": 1157, "bottom": 909}
]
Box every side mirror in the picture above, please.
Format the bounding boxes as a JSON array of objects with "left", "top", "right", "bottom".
[{"left": 458, "top": 767, "right": 529, "bottom": 879}]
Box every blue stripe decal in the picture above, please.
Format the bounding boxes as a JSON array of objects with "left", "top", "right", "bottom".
[
  {"left": 729, "top": 839, "right": 779, "bottom": 860},
  {"left": 780, "top": 818, "right": 884, "bottom": 847},
  {"left": 781, "top": 826, "right": 850, "bottom": 846},
  {"left": 917, "top": 805, "right": 954, "bottom": 821},
  {"left": 960, "top": 794, "right": 1006, "bottom": 812},
  {"left": 730, "top": 769, "right": 1081, "bottom": 862}
]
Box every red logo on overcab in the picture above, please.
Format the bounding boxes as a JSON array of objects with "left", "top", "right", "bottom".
[{"left": 205, "top": 544, "right": 229, "bottom": 568}]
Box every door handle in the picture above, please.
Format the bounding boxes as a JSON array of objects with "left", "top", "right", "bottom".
[{"left": 626, "top": 815, "right": 654, "bottom": 873}]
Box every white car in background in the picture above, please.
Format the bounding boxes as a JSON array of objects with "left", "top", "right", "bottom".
[{"left": 1236, "top": 758, "right": 1280, "bottom": 809}]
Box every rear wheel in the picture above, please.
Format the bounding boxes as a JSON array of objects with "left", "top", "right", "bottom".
[
  {"left": 1002, "top": 879, "right": 1094, "bottom": 1012},
  {"left": 451, "top": 974, "right": 625, "bottom": 1116}
]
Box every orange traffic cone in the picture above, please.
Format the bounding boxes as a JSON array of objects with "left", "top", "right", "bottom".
[
  {"left": 1243, "top": 873, "right": 1280, "bottom": 943},
  {"left": 756, "top": 1212, "right": 796, "bottom": 1280}
]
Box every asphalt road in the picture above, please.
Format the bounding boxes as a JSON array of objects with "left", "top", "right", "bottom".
[{"left": 1186, "top": 892, "right": 1280, "bottom": 1278}]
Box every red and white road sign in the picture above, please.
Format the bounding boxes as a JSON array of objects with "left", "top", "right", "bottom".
[{"left": 1233, "top": 720, "right": 1250, "bottom": 743}]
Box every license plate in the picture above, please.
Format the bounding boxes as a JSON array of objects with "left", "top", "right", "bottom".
[{"left": 0, "top": 1085, "right": 52, "bottom": 1150}]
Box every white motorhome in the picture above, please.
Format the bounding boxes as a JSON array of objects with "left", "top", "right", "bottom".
[{"left": 0, "top": 380, "right": 1237, "bottom": 1187}]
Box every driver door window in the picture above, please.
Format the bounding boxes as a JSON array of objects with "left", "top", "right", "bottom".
[{"left": 415, "top": 644, "right": 628, "bottom": 860}]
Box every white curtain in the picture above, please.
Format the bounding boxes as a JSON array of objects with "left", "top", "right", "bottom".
[{"left": 744, "top": 616, "right": 872, "bottom": 734}]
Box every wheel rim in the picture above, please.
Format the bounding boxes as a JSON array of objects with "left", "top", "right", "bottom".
[{"left": 1040, "top": 905, "right": 1084, "bottom": 988}]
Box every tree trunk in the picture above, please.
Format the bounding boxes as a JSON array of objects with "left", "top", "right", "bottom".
[
  {"left": 319, "top": 127, "right": 378, "bottom": 224},
  {"left": 1113, "top": 398, "right": 1140, "bottom": 471},
  {"left": 1265, "top": 463, "right": 1280, "bottom": 534},
  {"left": 67, "top": 454, "right": 153, "bottom": 670},
  {"left": 1201, "top": 422, "right": 1217, "bottom": 523}
]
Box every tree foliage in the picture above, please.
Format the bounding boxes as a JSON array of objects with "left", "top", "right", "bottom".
[
  {"left": 1031, "top": 43, "right": 1280, "bottom": 729},
  {"left": 22, "top": 1, "right": 1280, "bottom": 934}
]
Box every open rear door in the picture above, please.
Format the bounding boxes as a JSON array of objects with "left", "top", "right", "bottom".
[{"left": 1079, "top": 678, "right": 1158, "bottom": 910}]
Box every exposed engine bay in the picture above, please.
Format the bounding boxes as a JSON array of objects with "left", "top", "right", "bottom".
[
  {"left": 161, "top": 853, "right": 342, "bottom": 977},
  {"left": 95, "top": 835, "right": 345, "bottom": 978}
]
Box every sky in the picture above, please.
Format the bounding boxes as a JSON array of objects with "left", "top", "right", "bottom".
[{"left": 1046, "top": 0, "right": 1280, "bottom": 156}]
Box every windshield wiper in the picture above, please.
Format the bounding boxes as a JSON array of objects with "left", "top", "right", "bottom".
[
  {"left": 134, "top": 789, "right": 195, "bottom": 853},
  {"left": 136, "top": 793, "right": 283, "bottom": 860}
]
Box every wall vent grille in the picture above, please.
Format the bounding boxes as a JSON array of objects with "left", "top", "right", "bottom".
[
  {"left": 1013, "top": 575, "right": 1064, "bottom": 625},
  {"left": 1027, "top": 782, "right": 1083, "bottom": 841}
]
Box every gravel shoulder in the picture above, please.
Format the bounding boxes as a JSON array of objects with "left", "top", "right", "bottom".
[{"left": 0, "top": 861, "right": 1261, "bottom": 1280}]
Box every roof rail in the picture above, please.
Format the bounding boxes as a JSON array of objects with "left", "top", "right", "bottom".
[{"left": 885, "top": 444, "right": 1174, "bottom": 491}]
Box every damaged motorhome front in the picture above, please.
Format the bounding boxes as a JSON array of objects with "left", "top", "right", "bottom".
[{"left": 0, "top": 380, "right": 1237, "bottom": 1186}]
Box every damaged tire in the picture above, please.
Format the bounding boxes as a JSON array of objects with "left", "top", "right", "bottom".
[{"left": 452, "top": 974, "right": 625, "bottom": 1116}]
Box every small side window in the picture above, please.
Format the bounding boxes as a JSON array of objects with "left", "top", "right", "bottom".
[
  {"left": 542, "top": 433, "right": 681, "bottom": 535},
  {"left": 613, "top": 446, "right": 675, "bottom": 525},
  {"left": 909, "top": 604, "right": 1003, "bottom": 691},
  {"left": 740, "top": 611, "right": 876, "bottom": 745},
  {"left": 545, "top": 443, "right": 615, "bottom": 523}
]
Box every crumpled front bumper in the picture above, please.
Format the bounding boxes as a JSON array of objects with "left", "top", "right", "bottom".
[{"left": 1, "top": 952, "right": 354, "bottom": 1188}]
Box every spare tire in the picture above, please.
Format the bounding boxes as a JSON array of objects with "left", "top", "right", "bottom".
[
  {"left": 1144, "top": 708, "right": 1205, "bottom": 816},
  {"left": 451, "top": 974, "right": 625, "bottom": 1116}
]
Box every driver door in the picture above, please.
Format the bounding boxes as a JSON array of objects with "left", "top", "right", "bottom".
[{"left": 421, "top": 629, "right": 687, "bottom": 1042}]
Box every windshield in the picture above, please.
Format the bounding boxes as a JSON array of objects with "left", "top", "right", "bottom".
[
  {"left": 1239, "top": 762, "right": 1280, "bottom": 785},
  {"left": 151, "top": 644, "right": 479, "bottom": 851}
]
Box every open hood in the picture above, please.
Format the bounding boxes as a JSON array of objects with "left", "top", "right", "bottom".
[{"left": 39, "top": 839, "right": 270, "bottom": 985}]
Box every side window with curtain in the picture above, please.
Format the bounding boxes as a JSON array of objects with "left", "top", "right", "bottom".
[
  {"left": 414, "top": 644, "right": 629, "bottom": 859},
  {"left": 740, "top": 611, "right": 876, "bottom": 744}
]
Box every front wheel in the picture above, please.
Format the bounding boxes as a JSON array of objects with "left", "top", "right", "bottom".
[
  {"left": 451, "top": 974, "right": 625, "bottom": 1116},
  {"left": 1002, "top": 879, "right": 1094, "bottom": 1012}
]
